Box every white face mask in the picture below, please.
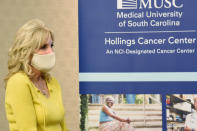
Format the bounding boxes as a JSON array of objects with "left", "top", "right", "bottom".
[{"left": 31, "top": 52, "right": 55, "bottom": 72}]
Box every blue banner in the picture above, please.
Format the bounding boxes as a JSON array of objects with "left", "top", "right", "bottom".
[
  {"left": 79, "top": 1, "right": 197, "bottom": 130},
  {"left": 79, "top": 0, "right": 197, "bottom": 72}
]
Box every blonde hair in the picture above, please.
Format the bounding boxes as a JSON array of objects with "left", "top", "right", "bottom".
[{"left": 5, "top": 19, "right": 54, "bottom": 84}]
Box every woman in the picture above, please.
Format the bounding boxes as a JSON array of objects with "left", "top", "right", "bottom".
[
  {"left": 99, "top": 96, "right": 134, "bottom": 131},
  {"left": 4, "top": 19, "right": 68, "bottom": 131}
]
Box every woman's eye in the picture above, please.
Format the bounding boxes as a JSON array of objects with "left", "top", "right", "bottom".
[
  {"left": 40, "top": 44, "right": 47, "bottom": 49},
  {"left": 51, "top": 43, "right": 54, "bottom": 48}
]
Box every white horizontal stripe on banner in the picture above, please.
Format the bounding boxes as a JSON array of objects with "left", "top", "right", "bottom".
[{"left": 79, "top": 72, "right": 197, "bottom": 82}]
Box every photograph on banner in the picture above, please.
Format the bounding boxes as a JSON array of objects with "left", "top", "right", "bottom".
[
  {"left": 166, "top": 94, "right": 197, "bottom": 131},
  {"left": 80, "top": 94, "right": 162, "bottom": 131}
]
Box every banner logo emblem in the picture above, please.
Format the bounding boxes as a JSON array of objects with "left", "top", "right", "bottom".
[{"left": 117, "top": 0, "right": 137, "bottom": 9}]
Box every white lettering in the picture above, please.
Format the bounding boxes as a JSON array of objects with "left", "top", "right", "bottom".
[
  {"left": 172, "top": 0, "right": 183, "bottom": 8},
  {"left": 139, "top": 0, "right": 183, "bottom": 9},
  {"left": 139, "top": 0, "right": 152, "bottom": 9}
]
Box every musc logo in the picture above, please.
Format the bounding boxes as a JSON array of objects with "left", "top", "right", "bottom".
[
  {"left": 117, "top": 0, "right": 183, "bottom": 9},
  {"left": 117, "top": 0, "right": 138, "bottom": 9}
]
